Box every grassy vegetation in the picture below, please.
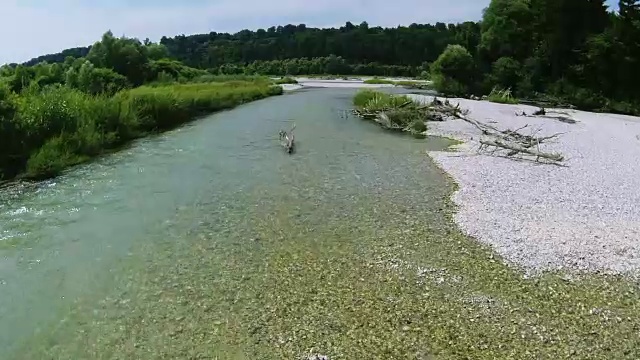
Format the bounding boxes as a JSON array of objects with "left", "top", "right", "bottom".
[
  {"left": 353, "top": 89, "right": 413, "bottom": 110},
  {"left": 363, "top": 78, "right": 434, "bottom": 90},
  {"left": 0, "top": 31, "right": 290, "bottom": 182},
  {"left": 274, "top": 77, "right": 299, "bottom": 85},
  {"left": 487, "top": 86, "right": 519, "bottom": 104},
  {"left": 1, "top": 81, "right": 282, "bottom": 180},
  {"left": 353, "top": 90, "right": 428, "bottom": 137},
  {"left": 148, "top": 73, "right": 274, "bottom": 86},
  {"left": 363, "top": 78, "right": 396, "bottom": 84}
]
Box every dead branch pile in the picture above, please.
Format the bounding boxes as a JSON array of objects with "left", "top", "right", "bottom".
[
  {"left": 435, "top": 99, "right": 566, "bottom": 164},
  {"left": 351, "top": 97, "right": 466, "bottom": 135},
  {"left": 353, "top": 96, "right": 566, "bottom": 164},
  {"left": 352, "top": 100, "right": 413, "bottom": 131}
]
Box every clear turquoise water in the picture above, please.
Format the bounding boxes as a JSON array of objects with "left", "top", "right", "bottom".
[{"left": 0, "top": 88, "right": 454, "bottom": 358}]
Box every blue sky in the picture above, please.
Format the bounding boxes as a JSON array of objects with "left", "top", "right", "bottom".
[{"left": 0, "top": 0, "right": 620, "bottom": 65}]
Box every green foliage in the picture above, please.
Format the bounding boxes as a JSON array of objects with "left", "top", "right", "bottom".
[
  {"left": 232, "top": 57, "right": 419, "bottom": 77},
  {"left": 477, "top": 0, "right": 637, "bottom": 112},
  {"left": 0, "top": 83, "right": 20, "bottom": 180},
  {"left": 430, "top": 45, "right": 476, "bottom": 96},
  {"left": 86, "top": 31, "right": 151, "bottom": 86},
  {"left": 148, "top": 59, "right": 208, "bottom": 83},
  {"left": 361, "top": 78, "right": 433, "bottom": 90},
  {"left": 146, "top": 43, "right": 170, "bottom": 61},
  {"left": 0, "top": 30, "right": 288, "bottom": 180},
  {"left": 479, "top": 0, "right": 533, "bottom": 63},
  {"left": 66, "top": 60, "right": 130, "bottom": 95},
  {"left": 9, "top": 2, "right": 640, "bottom": 118},
  {"left": 157, "top": 23, "right": 479, "bottom": 68},
  {"left": 119, "top": 82, "right": 282, "bottom": 132},
  {"left": 0, "top": 81, "right": 281, "bottom": 180},
  {"left": 363, "top": 78, "right": 395, "bottom": 84},
  {"left": 353, "top": 90, "right": 428, "bottom": 136},
  {"left": 8, "top": 65, "right": 35, "bottom": 93},
  {"left": 487, "top": 86, "right": 519, "bottom": 104},
  {"left": 274, "top": 77, "right": 298, "bottom": 84},
  {"left": 353, "top": 90, "right": 380, "bottom": 108},
  {"left": 353, "top": 90, "right": 412, "bottom": 111},
  {"left": 197, "top": 74, "right": 272, "bottom": 83},
  {"left": 490, "top": 57, "right": 522, "bottom": 91}
]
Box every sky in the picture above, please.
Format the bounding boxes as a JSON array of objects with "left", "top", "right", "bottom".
[{"left": 0, "top": 0, "right": 620, "bottom": 65}]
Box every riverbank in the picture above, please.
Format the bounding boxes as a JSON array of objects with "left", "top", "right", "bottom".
[
  {"left": 277, "top": 77, "right": 433, "bottom": 91},
  {"left": 0, "top": 81, "right": 282, "bottom": 181},
  {"left": 407, "top": 94, "right": 640, "bottom": 276}
]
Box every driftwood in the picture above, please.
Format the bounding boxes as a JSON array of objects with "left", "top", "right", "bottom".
[
  {"left": 352, "top": 95, "right": 565, "bottom": 165},
  {"left": 424, "top": 98, "right": 566, "bottom": 165},
  {"left": 279, "top": 124, "right": 296, "bottom": 154},
  {"left": 459, "top": 118, "right": 564, "bottom": 164},
  {"left": 479, "top": 139, "right": 564, "bottom": 162},
  {"left": 516, "top": 107, "right": 577, "bottom": 124}
]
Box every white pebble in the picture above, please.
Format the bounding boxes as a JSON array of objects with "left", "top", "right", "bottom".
[{"left": 408, "top": 95, "right": 640, "bottom": 276}]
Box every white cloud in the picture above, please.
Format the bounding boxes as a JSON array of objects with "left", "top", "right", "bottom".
[{"left": 0, "top": 0, "right": 486, "bottom": 64}]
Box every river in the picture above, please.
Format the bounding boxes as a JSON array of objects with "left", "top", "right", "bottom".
[
  {"left": 3, "top": 86, "right": 640, "bottom": 359},
  {"left": 1, "top": 87, "right": 457, "bottom": 359}
]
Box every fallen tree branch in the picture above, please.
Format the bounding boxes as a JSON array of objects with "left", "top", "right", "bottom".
[
  {"left": 432, "top": 100, "right": 566, "bottom": 164},
  {"left": 480, "top": 139, "right": 564, "bottom": 163}
]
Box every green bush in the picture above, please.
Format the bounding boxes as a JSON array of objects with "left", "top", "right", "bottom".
[
  {"left": 0, "top": 83, "right": 21, "bottom": 179},
  {"left": 363, "top": 78, "right": 395, "bottom": 84},
  {"left": 490, "top": 57, "right": 522, "bottom": 91},
  {"left": 353, "top": 90, "right": 413, "bottom": 111},
  {"left": 430, "top": 44, "right": 476, "bottom": 96},
  {"left": 274, "top": 77, "right": 298, "bottom": 84}
]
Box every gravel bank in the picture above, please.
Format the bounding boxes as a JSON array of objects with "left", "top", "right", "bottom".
[
  {"left": 280, "top": 80, "right": 394, "bottom": 92},
  {"left": 408, "top": 95, "right": 640, "bottom": 276},
  {"left": 280, "top": 77, "right": 431, "bottom": 91}
]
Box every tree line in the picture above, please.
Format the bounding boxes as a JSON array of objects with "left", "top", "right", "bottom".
[{"left": 7, "top": 0, "right": 640, "bottom": 114}]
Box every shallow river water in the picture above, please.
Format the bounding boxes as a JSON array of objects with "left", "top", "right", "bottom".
[
  {"left": 2, "top": 87, "right": 640, "bottom": 359},
  {"left": 0, "top": 88, "right": 455, "bottom": 358}
]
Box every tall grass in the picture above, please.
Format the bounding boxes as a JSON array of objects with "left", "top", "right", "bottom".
[
  {"left": 274, "top": 77, "right": 299, "bottom": 85},
  {"left": 353, "top": 90, "right": 427, "bottom": 134},
  {"left": 487, "top": 86, "right": 518, "bottom": 104},
  {"left": 363, "top": 78, "right": 396, "bottom": 84},
  {"left": 0, "top": 81, "right": 282, "bottom": 180},
  {"left": 353, "top": 90, "right": 413, "bottom": 111},
  {"left": 362, "top": 78, "right": 433, "bottom": 90},
  {"left": 146, "top": 74, "right": 273, "bottom": 87}
]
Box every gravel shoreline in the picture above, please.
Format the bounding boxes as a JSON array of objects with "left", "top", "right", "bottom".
[{"left": 408, "top": 95, "right": 640, "bottom": 276}]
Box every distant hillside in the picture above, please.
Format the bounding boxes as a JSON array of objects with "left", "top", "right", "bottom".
[
  {"left": 158, "top": 22, "right": 480, "bottom": 68},
  {"left": 23, "top": 46, "right": 91, "bottom": 66}
]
